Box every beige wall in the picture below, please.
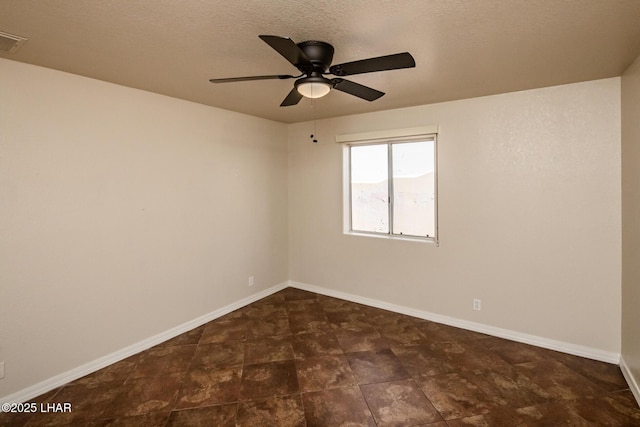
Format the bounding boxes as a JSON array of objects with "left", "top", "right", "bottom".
[
  {"left": 289, "top": 78, "right": 621, "bottom": 353},
  {"left": 0, "top": 59, "right": 289, "bottom": 396},
  {"left": 622, "top": 55, "right": 640, "bottom": 394},
  {"left": 0, "top": 56, "right": 627, "bottom": 399}
]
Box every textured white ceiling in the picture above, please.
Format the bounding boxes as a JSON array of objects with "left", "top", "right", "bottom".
[{"left": 2, "top": 0, "right": 640, "bottom": 123}]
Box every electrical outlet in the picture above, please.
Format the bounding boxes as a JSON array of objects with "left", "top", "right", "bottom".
[
  {"left": 248, "top": 276, "right": 254, "bottom": 287},
  {"left": 473, "top": 299, "right": 482, "bottom": 311},
  {"left": 0, "top": 361, "right": 5, "bottom": 379}
]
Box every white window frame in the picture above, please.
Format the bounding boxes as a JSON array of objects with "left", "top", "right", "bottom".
[{"left": 338, "top": 126, "right": 439, "bottom": 245}]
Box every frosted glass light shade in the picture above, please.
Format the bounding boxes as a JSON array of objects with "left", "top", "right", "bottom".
[{"left": 296, "top": 81, "right": 331, "bottom": 98}]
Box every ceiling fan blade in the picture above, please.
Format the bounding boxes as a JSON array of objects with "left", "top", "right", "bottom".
[
  {"left": 259, "top": 35, "right": 313, "bottom": 71},
  {"left": 280, "top": 88, "right": 303, "bottom": 106},
  {"left": 332, "top": 79, "right": 384, "bottom": 101},
  {"left": 209, "top": 74, "right": 296, "bottom": 83},
  {"left": 329, "top": 52, "right": 415, "bottom": 76}
]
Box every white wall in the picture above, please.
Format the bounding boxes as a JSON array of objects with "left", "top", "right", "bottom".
[
  {"left": 289, "top": 78, "right": 621, "bottom": 355},
  {"left": 622, "top": 55, "right": 640, "bottom": 398},
  {"left": 0, "top": 59, "right": 289, "bottom": 397},
  {"left": 0, "top": 57, "right": 626, "bottom": 400}
]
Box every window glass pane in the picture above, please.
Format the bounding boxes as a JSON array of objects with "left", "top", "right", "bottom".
[
  {"left": 392, "top": 140, "right": 435, "bottom": 237},
  {"left": 350, "top": 144, "right": 389, "bottom": 233}
]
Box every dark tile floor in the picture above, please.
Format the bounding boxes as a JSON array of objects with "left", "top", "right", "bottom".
[{"left": 2, "top": 287, "right": 639, "bottom": 426}]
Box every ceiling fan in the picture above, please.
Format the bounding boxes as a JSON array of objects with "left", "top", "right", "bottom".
[{"left": 209, "top": 35, "right": 416, "bottom": 106}]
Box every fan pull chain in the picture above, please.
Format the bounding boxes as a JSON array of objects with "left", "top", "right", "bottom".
[{"left": 309, "top": 97, "right": 318, "bottom": 143}]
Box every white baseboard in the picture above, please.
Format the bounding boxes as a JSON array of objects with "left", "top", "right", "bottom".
[
  {"left": 288, "top": 280, "right": 621, "bottom": 365},
  {"left": 0, "top": 282, "right": 288, "bottom": 404},
  {"left": 3, "top": 280, "right": 625, "bottom": 404},
  {"left": 620, "top": 356, "right": 640, "bottom": 406}
]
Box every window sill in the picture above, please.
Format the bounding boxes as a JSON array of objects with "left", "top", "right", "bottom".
[{"left": 345, "top": 231, "right": 438, "bottom": 245}]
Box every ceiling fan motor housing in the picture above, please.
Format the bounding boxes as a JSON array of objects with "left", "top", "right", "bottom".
[{"left": 297, "top": 40, "right": 334, "bottom": 72}]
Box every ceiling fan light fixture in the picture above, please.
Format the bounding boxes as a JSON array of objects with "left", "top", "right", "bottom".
[
  {"left": 295, "top": 77, "right": 332, "bottom": 99},
  {"left": 210, "top": 35, "right": 416, "bottom": 107}
]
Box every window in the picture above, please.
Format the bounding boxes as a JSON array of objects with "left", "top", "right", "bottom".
[{"left": 342, "top": 128, "right": 437, "bottom": 242}]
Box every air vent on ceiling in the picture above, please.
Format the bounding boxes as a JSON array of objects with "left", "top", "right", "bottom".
[{"left": 0, "top": 31, "right": 27, "bottom": 53}]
